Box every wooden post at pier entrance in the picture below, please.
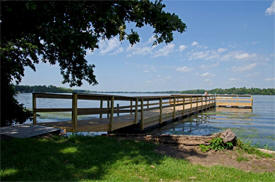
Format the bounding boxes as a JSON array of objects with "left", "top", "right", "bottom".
[{"left": 72, "top": 93, "right": 78, "bottom": 131}]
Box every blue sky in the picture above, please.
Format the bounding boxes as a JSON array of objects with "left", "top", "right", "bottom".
[{"left": 21, "top": 0, "right": 275, "bottom": 91}]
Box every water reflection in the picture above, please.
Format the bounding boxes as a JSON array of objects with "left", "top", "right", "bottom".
[{"left": 150, "top": 109, "right": 220, "bottom": 136}]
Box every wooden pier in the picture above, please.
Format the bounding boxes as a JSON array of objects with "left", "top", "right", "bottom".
[{"left": 33, "top": 93, "right": 216, "bottom": 132}]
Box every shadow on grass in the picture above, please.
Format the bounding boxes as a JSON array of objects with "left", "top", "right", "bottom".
[{"left": 1, "top": 135, "right": 165, "bottom": 181}]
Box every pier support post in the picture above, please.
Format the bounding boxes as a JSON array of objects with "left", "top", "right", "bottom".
[
  {"left": 117, "top": 104, "right": 119, "bottom": 117},
  {"left": 173, "top": 97, "right": 176, "bottom": 119},
  {"left": 108, "top": 96, "right": 114, "bottom": 132},
  {"left": 107, "top": 99, "right": 110, "bottom": 119},
  {"left": 212, "top": 96, "right": 214, "bottom": 105},
  {"left": 201, "top": 96, "right": 204, "bottom": 110},
  {"left": 159, "top": 98, "right": 162, "bottom": 124},
  {"left": 201, "top": 96, "right": 203, "bottom": 110},
  {"left": 196, "top": 97, "right": 199, "bottom": 111},
  {"left": 100, "top": 99, "right": 103, "bottom": 118},
  {"left": 204, "top": 96, "right": 207, "bottom": 108},
  {"left": 135, "top": 98, "right": 138, "bottom": 124},
  {"left": 72, "top": 93, "right": 78, "bottom": 131},
  {"left": 140, "top": 99, "right": 144, "bottom": 130},
  {"left": 214, "top": 96, "right": 216, "bottom": 106},
  {"left": 130, "top": 100, "right": 133, "bottom": 114},
  {"left": 32, "top": 93, "right": 37, "bottom": 125},
  {"left": 190, "top": 96, "right": 193, "bottom": 111},
  {"left": 147, "top": 100, "right": 149, "bottom": 110},
  {"left": 182, "top": 97, "right": 185, "bottom": 115}
]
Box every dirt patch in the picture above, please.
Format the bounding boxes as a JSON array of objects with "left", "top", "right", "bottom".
[
  {"left": 155, "top": 144, "right": 275, "bottom": 173},
  {"left": 109, "top": 131, "right": 275, "bottom": 173}
]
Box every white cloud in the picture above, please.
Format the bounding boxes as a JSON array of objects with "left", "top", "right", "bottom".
[
  {"left": 265, "top": 0, "right": 275, "bottom": 15},
  {"left": 127, "top": 36, "right": 158, "bottom": 57},
  {"left": 200, "top": 62, "right": 219, "bottom": 69},
  {"left": 127, "top": 46, "right": 153, "bottom": 57},
  {"left": 179, "top": 45, "right": 187, "bottom": 52},
  {"left": 143, "top": 65, "right": 156, "bottom": 73},
  {"left": 153, "top": 43, "right": 175, "bottom": 57},
  {"left": 229, "top": 78, "right": 239, "bottom": 81},
  {"left": 221, "top": 51, "right": 256, "bottom": 61},
  {"left": 203, "top": 78, "right": 212, "bottom": 83},
  {"left": 146, "top": 36, "right": 157, "bottom": 45},
  {"left": 232, "top": 63, "right": 257, "bottom": 72},
  {"left": 200, "top": 72, "right": 215, "bottom": 78},
  {"left": 188, "top": 50, "right": 220, "bottom": 61},
  {"left": 187, "top": 42, "right": 259, "bottom": 62},
  {"left": 98, "top": 37, "right": 121, "bottom": 55},
  {"left": 176, "top": 66, "right": 192, "bottom": 72},
  {"left": 217, "top": 48, "right": 227, "bottom": 53},
  {"left": 265, "top": 77, "right": 275, "bottom": 81},
  {"left": 235, "top": 53, "right": 254, "bottom": 59},
  {"left": 191, "top": 41, "right": 199, "bottom": 46},
  {"left": 86, "top": 49, "right": 94, "bottom": 55},
  {"left": 111, "top": 47, "right": 124, "bottom": 55}
]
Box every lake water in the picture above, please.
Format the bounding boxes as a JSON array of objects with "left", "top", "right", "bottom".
[{"left": 15, "top": 93, "right": 275, "bottom": 150}]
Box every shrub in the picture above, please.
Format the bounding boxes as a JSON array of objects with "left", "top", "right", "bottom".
[{"left": 200, "top": 137, "right": 234, "bottom": 152}]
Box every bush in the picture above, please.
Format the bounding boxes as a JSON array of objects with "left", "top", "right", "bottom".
[{"left": 200, "top": 137, "right": 234, "bottom": 152}]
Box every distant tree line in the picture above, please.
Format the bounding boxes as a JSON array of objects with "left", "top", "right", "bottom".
[
  {"left": 15, "top": 85, "right": 275, "bottom": 95},
  {"left": 14, "top": 85, "right": 87, "bottom": 93},
  {"left": 180, "top": 87, "right": 275, "bottom": 95}
]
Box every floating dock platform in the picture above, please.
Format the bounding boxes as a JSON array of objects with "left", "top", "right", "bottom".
[{"left": 215, "top": 95, "right": 253, "bottom": 108}]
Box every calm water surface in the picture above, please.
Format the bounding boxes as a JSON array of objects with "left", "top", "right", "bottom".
[{"left": 16, "top": 93, "right": 275, "bottom": 150}]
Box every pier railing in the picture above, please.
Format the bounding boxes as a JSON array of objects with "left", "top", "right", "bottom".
[{"left": 32, "top": 93, "right": 216, "bottom": 132}]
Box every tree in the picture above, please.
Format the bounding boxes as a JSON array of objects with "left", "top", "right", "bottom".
[{"left": 0, "top": 1, "right": 186, "bottom": 126}]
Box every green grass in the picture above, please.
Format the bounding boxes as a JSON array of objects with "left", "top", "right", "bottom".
[
  {"left": 1, "top": 135, "right": 275, "bottom": 181},
  {"left": 237, "top": 156, "right": 249, "bottom": 162},
  {"left": 236, "top": 139, "right": 273, "bottom": 158}
]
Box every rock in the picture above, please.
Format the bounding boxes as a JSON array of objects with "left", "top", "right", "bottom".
[
  {"left": 108, "top": 129, "right": 238, "bottom": 146},
  {"left": 219, "top": 129, "right": 236, "bottom": 143}
]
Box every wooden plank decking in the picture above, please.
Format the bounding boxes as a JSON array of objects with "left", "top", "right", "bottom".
[{"left": 0, "top": 125, "right": 60, "bottom": 138}]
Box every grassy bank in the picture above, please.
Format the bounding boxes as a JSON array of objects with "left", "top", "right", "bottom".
[{"left": 1, "top": 135, "right": 275, "bottom": 181}]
